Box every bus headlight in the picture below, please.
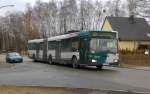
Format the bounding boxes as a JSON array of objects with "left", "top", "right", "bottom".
[
  {"left": 91, "top": 50, "right": 95, "bottom": 54},
  {"left": 113, "top": 59, "right": 118, "bottom": 63},
  {"left": 92, "top": 59, "right": 97, "bottom": 63}
]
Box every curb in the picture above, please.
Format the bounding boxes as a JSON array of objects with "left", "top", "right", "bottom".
[
  {"left": 120, "top": 66, "right": 150, "bottom": 71},
  {"left": 102, "top": 88, "right": 150, "bottom": 94}
]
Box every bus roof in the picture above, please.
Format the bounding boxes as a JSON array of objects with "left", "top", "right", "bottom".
[
  {"left": 48, "top": 32, "right": 79, "bottom": 41},
  {"left": 28, "top": 31, "right": 117, "bottom": 43},
  {"left": 81, "top": 30, "right": 117, "bottom": 32},
  {"left": 28, "top": 39, "right": 44, "bottom": 43},
  {"left": 28, "top": 32, "right": 79, "bottom": 43}
]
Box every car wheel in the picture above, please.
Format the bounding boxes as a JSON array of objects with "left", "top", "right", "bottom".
[
  {"left": 20, "top": 59, "right": 23, "bottom": 63},
  {"left": 7, "top": 59, "right": 11, "bottom": 63}
]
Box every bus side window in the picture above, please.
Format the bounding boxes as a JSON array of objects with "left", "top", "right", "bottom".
[
  {"left": 28, "top": 44, "right": 31, "bottom": 50},
  {"left": 30, "top": 43, "right": 36, "bottom": 50},
  {"left": 61, "top": 39, "right": 72, "bottom": 52},
  {"left": 48, "top": 42, "right": 51, "bottom": 50},
  {"left": 39, "top": 43, "right": 43, "bottom": 50},
  {"left": 48, "top": 41, "right": 56, "bottom": 50},
  {"left": 29, "top": 43, "right": 32, "bottom": 50},
  {"left": 71, "top": 40, "right": 79, "bottom": 52}
]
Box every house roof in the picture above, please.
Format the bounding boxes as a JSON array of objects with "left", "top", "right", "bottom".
[{"left": 105, "top": 16, "right": 150, "bottom": 41}]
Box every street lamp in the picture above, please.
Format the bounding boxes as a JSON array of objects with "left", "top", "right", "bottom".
[{"left": 0, "top": 5, "right": 14, "bottom": 9}]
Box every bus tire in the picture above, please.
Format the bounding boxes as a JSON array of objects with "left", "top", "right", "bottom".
[
  {"left": 72, "top": 56, "right": 78, "bottom": 69},
  {"left": 96, "top": 65, "right": 103, "bottom": 70},
  {"left": 48, "top": 55, "right": 53, "bottom": 65},
  {"left": 33, "top": 54, "right": 37, "bottom": 62}
]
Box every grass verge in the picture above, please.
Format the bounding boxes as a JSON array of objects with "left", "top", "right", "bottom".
[{"left": 0, "top": 85, "right": 148, "bottom": 94}]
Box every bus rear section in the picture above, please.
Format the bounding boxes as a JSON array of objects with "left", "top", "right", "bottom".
[{"left": 27, "top": 39, "right": 45, "bottom": 61}]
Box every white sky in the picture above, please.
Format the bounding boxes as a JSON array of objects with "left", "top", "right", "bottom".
[
  {"left": 0, "top": 0, "right": 51, "bottom": 16},
  {"left": 0, "top": 0, "right": 126, "bottom": 16}
]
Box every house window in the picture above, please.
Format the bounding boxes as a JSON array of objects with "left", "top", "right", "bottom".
[{"left": 138, "top": 45, "right": 148, "bottom": 50}]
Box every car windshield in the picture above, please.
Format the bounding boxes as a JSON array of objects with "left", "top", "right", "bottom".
[
  {"left": 90, "top": 38, "right": 117, "bottom": 53},
  {"left": 8, "top": 53, "right": 20, "bottom": 57}
]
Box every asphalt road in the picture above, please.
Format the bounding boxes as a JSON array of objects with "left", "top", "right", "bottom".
[{"left": 0, "top": 56, "right": 150, "bottom": 93}]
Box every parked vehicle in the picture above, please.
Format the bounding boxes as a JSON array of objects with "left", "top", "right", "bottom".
[{"left": 6, "top": 52, "right": 23, "bottom": 63}]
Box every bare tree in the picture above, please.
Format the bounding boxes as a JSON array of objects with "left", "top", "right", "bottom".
[
  {"left": 94, "top": 0, "right": 103, "bottom": 30},
  {"left": 127, "top": 0, "right": 137, "bottom": 16},
  {"left": 80, "top": 0, "right": 95, "bottom": 30},
  {"left": 104, "top": 0, "right": 126, "bottom": 17},
  {"left": 1, "top": 0, "right": 150, "bottom": 52},
  {"left": 6, "top": 12, "right": 27, "bottom": 52},
  {"left": 136, "top": 0, "right": 150, "bottom": 21}
]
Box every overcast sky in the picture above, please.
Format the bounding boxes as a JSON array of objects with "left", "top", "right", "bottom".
[
  {"left": 0, "top": 0, "right": 126, "bottom": 16},
  {"left": 0, "top": 0, "right": 51, "bottom": 16}
]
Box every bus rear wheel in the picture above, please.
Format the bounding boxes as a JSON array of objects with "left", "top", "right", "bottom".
[
  {"left": 33, "top": 54, "right": 37, "bottom": 62},
  {"left": 72, "top": 57, "right": 78, "bottom": 69},
  {"left": 48, "top": 55, "right": 53, "bottom": 65},
  {"left": 96, "top": 65, "right": 103, "bottom": 70}
]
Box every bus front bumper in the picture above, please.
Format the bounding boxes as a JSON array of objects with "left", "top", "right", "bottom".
[
  {"left": 79, "top": 60, "right": 104, "bottom": 66},
  {"left": 104, "top": 60, "right": 119, "bottom": 67},
  {"left": 79, "top": 60, "right": 119, "bottom": 67}
]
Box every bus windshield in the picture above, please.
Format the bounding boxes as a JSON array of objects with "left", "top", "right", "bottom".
[{"left": 90, "top": 38, "right": 117, "bottom": 53}]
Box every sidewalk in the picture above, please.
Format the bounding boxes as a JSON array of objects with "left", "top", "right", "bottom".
[
  {"left": 0, "top": 54, "right": 6, "bottom": 62},
  {"left": 121, "top": 64, "right": 150, "bottom": 71},
  {"left": 133, "top": 66, "right": 150, "bottom": 71}
]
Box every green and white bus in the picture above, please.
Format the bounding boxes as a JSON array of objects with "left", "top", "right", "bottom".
[{"left": 28, "top": 30, "right": 119, "bottom": 69}]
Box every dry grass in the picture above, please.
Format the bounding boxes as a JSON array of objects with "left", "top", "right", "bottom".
[
  {"left": 0, "top": 86, "right": 103, "bottom": 94},
  {"left": 0, "top": 85, "right": 147, "bottom": 94}
]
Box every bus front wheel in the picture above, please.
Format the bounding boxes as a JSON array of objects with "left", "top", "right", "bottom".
[
  {"left": 96, "top": 65, "right": 103, "bottom": 70},
  {"left": 72, "top": 57, "right": 78, "bottom": 69}
]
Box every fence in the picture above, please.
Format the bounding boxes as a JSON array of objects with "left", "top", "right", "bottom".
[{"left": 119, "top": 50, "right": 150, "bottom": 66}]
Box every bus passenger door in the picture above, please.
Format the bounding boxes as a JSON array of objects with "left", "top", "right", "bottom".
[
  {"left": 79, "top": 38, "right": 89, "bottom": 64},
  {"left": 55, "top": 41, "right": 61, "bottom": 62},
  {"left": 43, "top": 39, "right": 48, "bottom": 61},
  {"left": 35, "top": 43, "right": 40, "bottom": 59}
]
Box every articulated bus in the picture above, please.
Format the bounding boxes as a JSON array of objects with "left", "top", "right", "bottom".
[{"left": 28, "top": 31, "right": 119, "bottom": 69}]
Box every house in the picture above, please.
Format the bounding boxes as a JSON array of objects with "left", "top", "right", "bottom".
[{"left": 101, "top": 16, "right": 150, "bottom": 51}]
